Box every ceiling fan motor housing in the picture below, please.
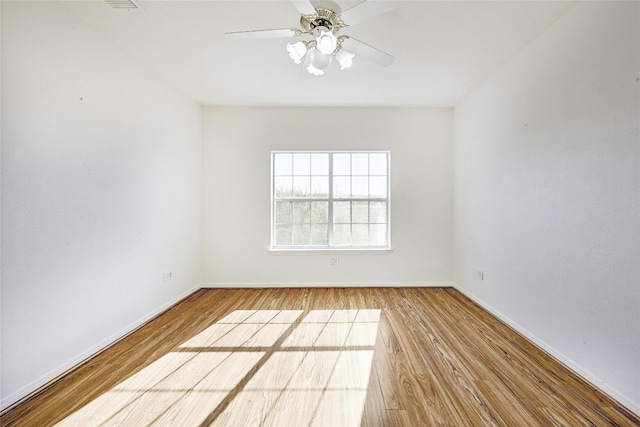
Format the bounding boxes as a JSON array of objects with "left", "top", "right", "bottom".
[{"left": 300, "top": 7, "right": 346, "bottom": 33}]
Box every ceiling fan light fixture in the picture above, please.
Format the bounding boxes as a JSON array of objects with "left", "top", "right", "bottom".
[
  {"left": 287, "top": 41, "right": 308, "bottom": 64},
  {"left": 314, "top": 26, "right": 337, "bottom": 55},
  {"left": 335, "top": 48, "right": 355, "bottom": 70},
  {"left": 225, "top": 1, "right": 396, "bottom": 78}
]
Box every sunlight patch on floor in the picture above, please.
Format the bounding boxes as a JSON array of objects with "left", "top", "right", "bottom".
[{"left": 55, "top": 309, "right": 381, "bottom": 427}]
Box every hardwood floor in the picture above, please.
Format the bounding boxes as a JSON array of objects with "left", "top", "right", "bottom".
[{"left": 2, "top": 288, "right": 639, "bottom": 426}]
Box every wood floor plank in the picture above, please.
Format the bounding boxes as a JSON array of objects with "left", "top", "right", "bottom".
[
  {"left": 436, "top": 288, "right": 628, "bottom": 426},
  {"left": 371, "top": 323, "right": 401, "bottom": 411},
  {"left": 2, "top": 288, "right": 639, "bottom": 427},
  {"left": 362, "top": 360, "right": 391, "bottom": 427}
]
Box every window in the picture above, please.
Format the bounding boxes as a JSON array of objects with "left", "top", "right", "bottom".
[{"left": 271, "top": 151, "right": 390, "bottom": 250}]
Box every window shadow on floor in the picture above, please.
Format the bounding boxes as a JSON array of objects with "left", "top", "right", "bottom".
[{"left": 55, "top": 308, "right": 381, "bottom": 427}]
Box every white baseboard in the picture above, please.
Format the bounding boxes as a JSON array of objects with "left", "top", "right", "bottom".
[
  {"left": 201, "top": 282, "right": 453, "bottom": 288},
  {"left": 0, "top": 285, "right": 200, "bottom": 413},
  {"left": 452, "top": 284, "right": 640, "bottom": 418}
]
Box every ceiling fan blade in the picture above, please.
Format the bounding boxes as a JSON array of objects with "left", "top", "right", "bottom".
[
  {"left": 342, "top": 37, "right": 395, "bottom": 67},
  {"left": 291, "top": 0, "right": 316, "bottom": 15},
  {"left": 224, "top": 28, "right": 298, "bottom": 40},
  {"left": 340, "top": 0, "right": 404, "bottom": 26}
]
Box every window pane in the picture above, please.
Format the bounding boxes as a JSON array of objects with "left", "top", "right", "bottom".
[
  {"left": 311, "top": 153, "right": 329, "bottom": 175},
  {"left": 293, "top": 176, "right": 311, "bottom": 197},
  {"left": 311, "top": 224, "right": 328, "bottom": 245},
  {"left": 275, "top": 177, "right": 292, "bottom": 197},
  {"left": 274, "top": 153, "right": 293, "bottom": 175},
  {"left": 293, "top": 224, "right": 310, "bottom": 245},
  {"left": 352, "top": 224, "right": 369, "bottom": 246},
  {"left": 272, "top": 151, "right": 389, "bottom": 249},
  {"left": 293, "top": 153, "right": 311, "bottom": 175},
  {"left": 352, "top": 153, "right": 368, "bottom": 175},
  {"left": 333, "top": 224, "right": 351, "bottom": 246},
  {"left": 275, "top": 201, "right": 292, "bottom": 224},
  {"left": 333, "top": 153, "right": 350, "bottom": 175},
  {"left": 311, "top": 176, "right": 329, "bottom": 197},
  {"left": 369, "top": 224, "right": 387, "bottom": 246},
  {"left": 352, "top": 201, "right": 368, "bottom": 223},
  {"left": 369, "top": 176, "right": 387, "bottom": 198},
  {"left": 370, "top": 201, "right": 387, "bottom": 223},
  {"left": 293, "top": 202, "right": 311, "bottom": 224},
  {"left": 333, "top": 201, "right": 351, "bottom": 224},
  {"left": 333, "top": 176, "right": 350, "bottom": 198},
  {"left": 369, "top": 153, "right": 387, "bottom": 175},
  {"left": 275, "top": 225, "right": 292, "bottom": 245},
  {"left": 352, "top": 176, "right": 368, "bottom": 198},
  {"left": 311, "top": 202, "right": 328, "bottom": 224}
]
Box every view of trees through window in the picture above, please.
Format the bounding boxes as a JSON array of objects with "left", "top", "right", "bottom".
[{"left": 272, "top": 151, "right": 389, "bottom": 249}]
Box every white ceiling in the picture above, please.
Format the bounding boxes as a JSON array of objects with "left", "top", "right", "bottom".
[{"left": 61, "top": 0, "right": 576, "bottom": 107}]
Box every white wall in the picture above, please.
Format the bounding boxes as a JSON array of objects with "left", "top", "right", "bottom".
[
  {"left": 1, "top": 2, "right": 202, "bottom": 410},
  {"left": 453, "top": 1, "right": 639, "bottom": 413},
  {"left": 202, "top": 107, "right": 452, "bottom": 286}
]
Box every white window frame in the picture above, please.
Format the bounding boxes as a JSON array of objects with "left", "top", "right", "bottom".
[{"left": 270, "top": 150, "right": 391, "bottom": 251}]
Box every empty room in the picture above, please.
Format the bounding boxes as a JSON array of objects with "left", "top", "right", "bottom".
[{"left": 1, "top": 0, "right": 639, "bottom": 426}]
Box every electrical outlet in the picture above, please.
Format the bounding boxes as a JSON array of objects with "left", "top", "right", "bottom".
[
  {"left": 330, "top": 256, "right": 339, "bottom": 266},
  {"left": 476, "top": 270, "right": 484, "bottom": 280},
  {"left": 162, "top": 271, "right": 173, "bottom": 282}
]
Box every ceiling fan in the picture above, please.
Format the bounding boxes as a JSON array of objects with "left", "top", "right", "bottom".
[{"left": 224, "top": 0, "right": 401, "bottom": 77}]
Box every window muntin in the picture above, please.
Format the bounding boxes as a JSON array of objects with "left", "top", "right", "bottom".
[{"left": 272, "top": 151, "right": 390, "bottom": 249}]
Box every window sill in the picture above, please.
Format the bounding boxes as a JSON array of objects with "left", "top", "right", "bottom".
[{"left": 269, "top": 248, "right": 393, "bottom": 255}]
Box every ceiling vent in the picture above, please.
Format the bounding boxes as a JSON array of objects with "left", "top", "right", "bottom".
[{"left": 104, "top": 0, "right": 141, "bottom": 10}]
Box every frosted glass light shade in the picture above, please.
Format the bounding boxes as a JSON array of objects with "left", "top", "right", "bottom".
[
  {"left": 287, "top": 41, "right": 308, "bottom": 64},
  {"left": 309, "top": 48, "right": 332, "bottom": 70},
  {"left": 306, "top": 63, "right": 324, "bottom": 76},
  {"left": 335, "top": 48, "right": 355, "bottom": 70},
  {"left": 314, "top": 26, "right": 337, "bottom": 55}
]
